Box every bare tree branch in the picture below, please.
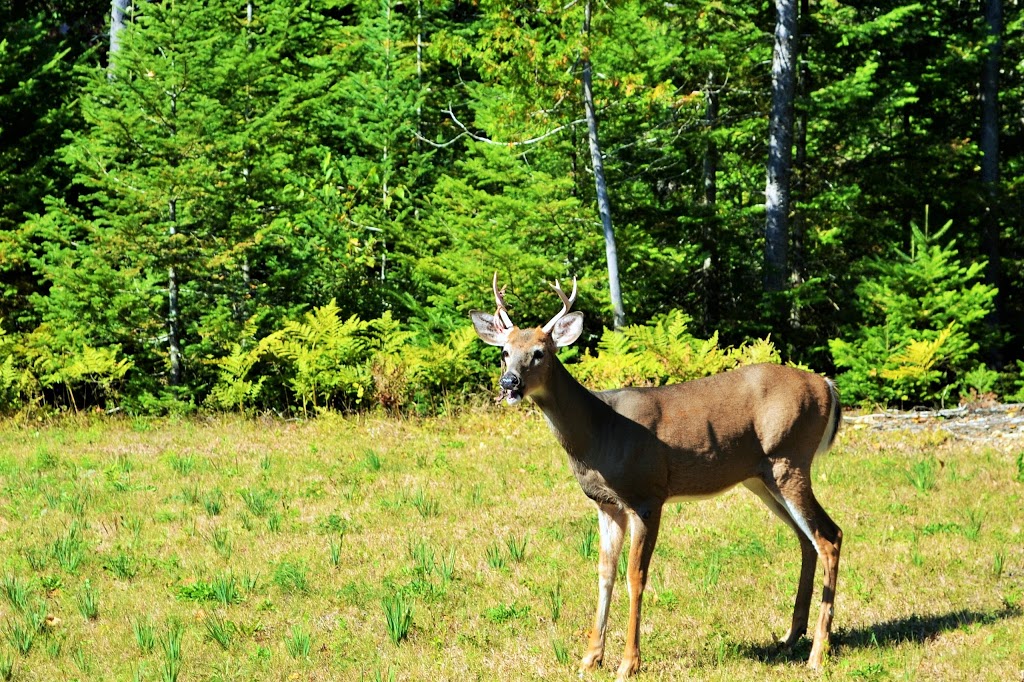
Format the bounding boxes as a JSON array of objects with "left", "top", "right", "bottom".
[{"left": 415, "top": 105, "right": 586, "bottom": 149}]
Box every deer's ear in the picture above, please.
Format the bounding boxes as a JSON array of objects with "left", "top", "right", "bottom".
[
  {"left": 551, "top": 311, "right": 583, "bottom": 348},
  {"left": 470, "top": 310, "right": 510, "bottom": 347}
]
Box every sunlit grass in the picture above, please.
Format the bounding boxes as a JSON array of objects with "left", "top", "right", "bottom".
[{"left": 0, "top": 411, "right": 1020, "bottom": 680}]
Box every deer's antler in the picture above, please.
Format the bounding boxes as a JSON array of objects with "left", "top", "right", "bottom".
[
  {"left": 492, "top": 272, "right": 514, "bottom": 331},
  {"left": 541, "top": 277, "right": 578, "bottom": 334}
]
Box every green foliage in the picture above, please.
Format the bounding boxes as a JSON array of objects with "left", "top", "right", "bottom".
[
  {"left": 829, "top": 217, "right": 997, "bottom": 406},
  {"left": 0, "top": 0, "right": 1020, "bottom": 414},
  {"left": 274, "top": 302, "right": 373, "bottom": 413},
  {"left": 0, "top": 324, "right": 31, "bottom": 411},
  {"left": 1003, "top": 361, "right": 1024, "bottom": 403},
  {"left": 575, "top": 310, "right": 780, "bottom": 389},
  {"left": 209, "top": 301, "right": 492, "bottom": 415}
]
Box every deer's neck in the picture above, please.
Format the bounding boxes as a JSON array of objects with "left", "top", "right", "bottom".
[{"left": 531, "top": 359, "right": 611, "bottom": 463}]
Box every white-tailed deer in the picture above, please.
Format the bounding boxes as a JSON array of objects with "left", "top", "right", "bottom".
[{"left": 471, "top": 275, "right": 843, "bottom": 680}]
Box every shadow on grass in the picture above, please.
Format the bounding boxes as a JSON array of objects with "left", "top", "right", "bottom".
[{"left": 740, "top": 604, "right": 1023, "bottom": 663}]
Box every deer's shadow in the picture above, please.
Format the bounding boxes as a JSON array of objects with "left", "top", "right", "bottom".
[{"left": 741, "top": 605, "right": 1022, "bottom": 663}]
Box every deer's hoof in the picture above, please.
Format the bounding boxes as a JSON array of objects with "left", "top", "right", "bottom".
[
  {"left": 615, "top": 655, "right": 640, "bottom": 681},
  {"left": 807, "top": 640, "right": 829, "bottom": 671},
  {"left": 778, "top": 625, "right": 807, "bottom": 649},
  {"left": 579, "top": 650, "right": 603, "bottom": 674}
]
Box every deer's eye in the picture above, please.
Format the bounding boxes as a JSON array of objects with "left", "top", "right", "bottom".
[
  {"left": 532, "top": 349, "right": 544, "bottom": 362},
  {"left": 501, "top": 350, "right": 509, "bottom": 360}
]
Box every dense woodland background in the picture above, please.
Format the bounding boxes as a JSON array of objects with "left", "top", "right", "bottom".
[{"left": 1, "top": 0, "right": 1022, "bottom": 415}]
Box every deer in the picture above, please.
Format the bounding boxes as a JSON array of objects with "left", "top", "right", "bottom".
[{"left": 470, "top": 274, "right": 843, "bottom": 680}]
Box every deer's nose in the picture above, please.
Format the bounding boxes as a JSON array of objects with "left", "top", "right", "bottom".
[{"left": 499, "top": 373, "right": 520, "bottom": 390}]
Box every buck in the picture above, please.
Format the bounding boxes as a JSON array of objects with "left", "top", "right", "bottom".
[{"left": 470, "top": 275, "right": 843, "bottom": 680}]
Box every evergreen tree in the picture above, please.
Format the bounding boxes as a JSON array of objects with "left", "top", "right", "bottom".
[
  {"left": 0, "top": 1, "right": 105, "bottom": 330},
  {"left": 28, "top": 1, "right": 324, "bottom": 407},
  {"left": 829, "top": 216, "right": 997, "bottom": 406}
]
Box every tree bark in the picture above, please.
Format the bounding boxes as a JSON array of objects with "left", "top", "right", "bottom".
[
  {"left": 109, "top": 0, "right": 128, "bottom": 57},
  {"left": 700, "top": 71, "right": 720, "bottom": 335},
  {"left": 764, "top": 0, "right": 798, "bottom": 293},
  {"left": 980, "top": 0, "right": 1003, "bottom": 353},
  {"left": 167, "top": 200, "right": 182, "bottom": 387},
  {"left": 789, "top": 0, "right": 810, "bottom": 328},
  {"left": 108, "top": 0, "right": 129, "bottom": 77},
  {"left": 702, "top": 71, "right": 719, "bottom": 209},
  {"left": 583, "top": 0, "right": 625, "bottom": 329}
]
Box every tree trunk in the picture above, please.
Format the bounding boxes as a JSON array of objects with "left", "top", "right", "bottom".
[
  {"left": 583, "top": 0, "right": 625, "bottom": 329},
  {"left": 789, "top": 0, "right": 810, "bottom": 328},
  {"left": 167, "top": 199, "right": 183, "bottom": 387},
  {"left": 980, "top": 0, "right": 1004, "bottom": 356},
  {"left": 764, "top": 0, "right": 798, "bottom": 293},
  {"left": 701, "top": 71, "right": 720, "bottom": 335},
  {"left": 109, "top": 0, "right": 129, "bottom": 71},
  {"left": 702, "top": 72, "right": 719, "bottom": 209}
]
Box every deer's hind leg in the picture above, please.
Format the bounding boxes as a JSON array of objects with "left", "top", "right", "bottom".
[
  {"left": 756, "top": 468, "right": 842, "bottom": 669},
  {"left": 743, "top": 478, "right": 817, "bottom": 647}
]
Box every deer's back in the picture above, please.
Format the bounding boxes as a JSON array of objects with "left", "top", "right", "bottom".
[{"left": 596, "top": 363, "right": 833, "bottom": 466}]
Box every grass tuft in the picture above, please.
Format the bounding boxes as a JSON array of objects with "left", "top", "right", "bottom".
[
  {"left": 203, "top": 488, "right": 224, "bottom": 516},
  {"left": 168, "top": 453, "right": 196, "bottom": 477},
  {"left": 504, "top": 533, "right": 527, "bottom": 563},
  {"left": 552, "top": 636, "right": 570, "bottom": 665},
  {"left": 329, "top": 532, "right": 345, "bottom": 568},
  {"left": 363, "top": 449, "right": 383, "bottom": 472},
  {"left": 209, "top": 527, "right": 232, "bottom": 559},
  {"left": 0, "top": 649, "right": 12, "bottom": 680},
  {"left": 485, "top": 543, "right": 505, "bottom": 570},
  {"left": 1, "top": 575, "right": 29, "bottom": 613},
  {"left": 905, "top": 457, "right": 937, "bottom": 493},
  {"left": 409, "top": 489, "right": 439, "bottom": 518},
  {"left": 382, "top": 591, "right": 413, "bottom": 644},
  {"left": 159, "top": 620, "right": 184, "bottom": 682},
  {"left": 272, "top": 560, "right": 309, "bottom": 595},
  {"left": 76, "top": 578, "right": 99, "bottom": 620},
  {"left": 284, "top": 624, "right": 312, "bottom": 659},
  {"left": 133, "top": 617, "right": 156, "bottom": 653},
  {"left": 239, "top": 487, "right": 275, "bottom": 517},
  {"left": 212, "top": 572, "right": 240, "bottom": 606},
  {"left": 578, "top": 526, "right": 597, "bottom": 559},
  {"left": 548, "top": 582, "right": 562, "bottom": 623},
  {"left": 52, "top": 522, "right": 85, "bottom": 573},
  {"left": 104, "top": 551, "right": 138, "bottom": 580},
  {"left": 203, "top": 611, "right": 235, "bottom": 650}
]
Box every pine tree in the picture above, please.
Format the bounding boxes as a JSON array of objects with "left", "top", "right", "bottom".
[
  {"left": 29, "top": 1, "right": 322, "bottom": 406},
  {"left": 829, "top": 215, "right": 997, "bottom": 406}
]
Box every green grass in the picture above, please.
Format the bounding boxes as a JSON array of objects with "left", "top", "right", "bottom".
[{"left": 0, "top": 411, "right": 1021, "bottom": 680}]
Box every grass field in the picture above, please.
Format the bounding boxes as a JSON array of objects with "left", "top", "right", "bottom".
[{"left": 0, "top": 407, "right": 1022, "bottom": 681}]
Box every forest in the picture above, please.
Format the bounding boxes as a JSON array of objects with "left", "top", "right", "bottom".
[{"left": 1, "top": 0, "right": 1022, "bottom": 415}]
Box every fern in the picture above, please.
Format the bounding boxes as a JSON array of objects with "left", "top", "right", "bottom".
[
  {"left": 24, "top": 332, "right": 132, "bottom": 411},
  {"left": 271, "top": 301, "right": 373, "bottom": 414},
  {"left": 0, "top": 349, "right": 25, "bottom": 411},
  {"left": 878, "top": 324, "right": 955, "bottom": 401},
  {"left": 575, "top": 310, "right": 779, "bottom": 389}
]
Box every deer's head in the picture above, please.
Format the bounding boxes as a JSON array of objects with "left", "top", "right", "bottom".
[{"left": 471, "top": 274, "right": 583, "bottom": 405}]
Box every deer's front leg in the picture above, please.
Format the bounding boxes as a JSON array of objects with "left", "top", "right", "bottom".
[
  {"left": 581, "top": 503, "right": 627, "bottom": 673},
  {"left": 617, "top": 506, "right": 662, "bottom": 681}
]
